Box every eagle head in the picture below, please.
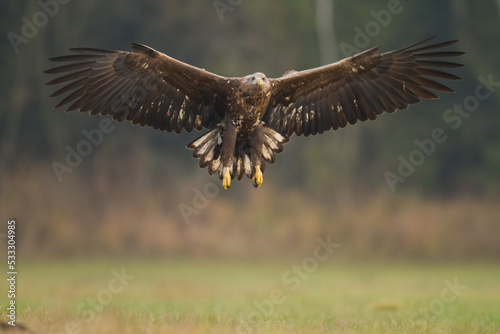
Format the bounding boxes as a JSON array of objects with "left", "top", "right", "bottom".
[{"left": 246, "top": 72, "right": 270, "bottom": 92}]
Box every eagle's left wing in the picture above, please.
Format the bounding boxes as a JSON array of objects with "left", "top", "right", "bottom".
[{"left": 264, "top": 37, "right": 464, "bottom": 137}]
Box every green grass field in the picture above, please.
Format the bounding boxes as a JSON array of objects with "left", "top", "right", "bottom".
[{"left": 4, "top": 261, "right": 500, "bottom": 333}]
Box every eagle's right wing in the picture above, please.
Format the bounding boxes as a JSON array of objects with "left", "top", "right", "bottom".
[{"left": 45, "top": 43, "right": 231, "bottom": 133}]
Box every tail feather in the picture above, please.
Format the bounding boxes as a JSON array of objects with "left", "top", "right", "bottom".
[
  {"left": 187, "top": 125, "right": 222, "bottom": 167},
  {"left": 260, "top": 127, "right": 288, "bottom": 164},
  {"left": 187, "top": 125, "right": 289, "bottom": 183},
  {"left": 208, "top": 155, "right": 221, "bottom": 175},
  {"left": 262, "top": 144, "right": 275, "bottom": 164}
]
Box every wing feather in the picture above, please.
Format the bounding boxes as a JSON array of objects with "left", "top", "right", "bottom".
[
  {"left": 265, "top": 37, "right": 464, "bottom": 136},
  {"left": 45, "top": 44, "right": 232, "bottom": 133}
]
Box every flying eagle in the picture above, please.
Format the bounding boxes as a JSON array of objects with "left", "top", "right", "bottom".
[{"left": 45, "top": 36, "right": 463, "bottom": 189}]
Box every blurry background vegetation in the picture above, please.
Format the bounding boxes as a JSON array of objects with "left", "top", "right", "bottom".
[{"left": 1, "top": 0, "right": 499, "bottom": 262}]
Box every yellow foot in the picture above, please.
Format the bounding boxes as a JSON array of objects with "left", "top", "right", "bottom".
[
  {"left": 252, "top": 165, "right": 263, "bottom": 188},
  {"left": 222, "top": 167, "right": 231, "bottom": 190}
]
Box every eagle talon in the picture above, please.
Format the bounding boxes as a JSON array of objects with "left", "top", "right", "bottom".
[
  {"left": 252, "top": 166, "right": 263, "bottom": 188},
  {"left": 222, "top": 167, "right": 231, "bottom": 190}
]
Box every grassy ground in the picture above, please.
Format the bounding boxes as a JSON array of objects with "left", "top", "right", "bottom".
[{"left": 3, "top": 260, "right": 500, "bottom": 333}]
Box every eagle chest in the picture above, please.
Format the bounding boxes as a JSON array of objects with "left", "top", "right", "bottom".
[{"left": 229, "top": 89, "right": 271, "bottom": 137}]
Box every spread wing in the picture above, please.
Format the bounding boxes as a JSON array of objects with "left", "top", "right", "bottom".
[
  {"left": 264, "top": 37, "right": 464, "bottom": 137},
  {"left": 45, "top": 43, "right": 231, "bottom": 133}
]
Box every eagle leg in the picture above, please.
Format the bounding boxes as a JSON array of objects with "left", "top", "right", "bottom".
[
  {"left": 248, "top": 124, "right": 265, "bottom": 188},
  {"left": 222, "top": 167, "right": 231, "bottom": 190},
  {"left": 252, "top": 165, "right": 263, "bottom": 188},
  {"left": 221, "top": 121, "right": 237, "bottom": 190}
]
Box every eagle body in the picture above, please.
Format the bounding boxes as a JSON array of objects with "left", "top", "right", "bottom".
[
  {"left": 229, "top": 73, "right": 271, "bottom": 140},
  {"left": 188, "top": 72, "right": 284, "bottom": 188},
  {"left": 45, "top": 37, "right": 464, "bottom": 189}
]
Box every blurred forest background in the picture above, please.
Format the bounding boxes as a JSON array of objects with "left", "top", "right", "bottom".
[{"left": 1, "top": 0, "right": 499, "bottom": 262}]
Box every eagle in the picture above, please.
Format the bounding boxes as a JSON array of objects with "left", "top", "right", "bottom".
[{"left": 45, "top": 36, "right": 463, "bottom": 189}]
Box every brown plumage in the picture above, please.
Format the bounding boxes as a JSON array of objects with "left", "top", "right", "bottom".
[{"left": 45, "top": 36, "right": 464, "bottom": 189}]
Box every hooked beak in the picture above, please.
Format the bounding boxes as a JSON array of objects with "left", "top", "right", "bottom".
[{"left": 257, "top": 78, "right": 264, "bottom": 89}]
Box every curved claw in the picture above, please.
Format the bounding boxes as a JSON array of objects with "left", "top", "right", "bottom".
[
  {"left": 252, "top": 165, "right": 263, "bottom": 188},
  {"left": 222, "top": 167, "right": 231, "bottom": 190}
]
